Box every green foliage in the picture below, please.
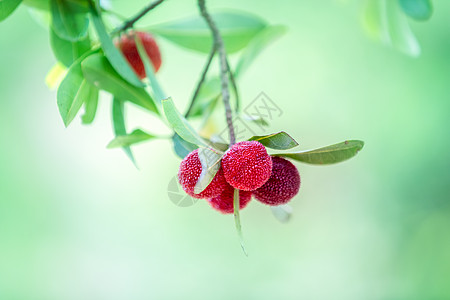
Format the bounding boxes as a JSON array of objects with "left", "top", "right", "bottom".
[
  {"left": 0, "top": 0, "right": 22, "bottom": 22},
  {"left": 274, "top": 140, "right": 364, "bottom": 165},
  {"left": 364, "top": 0, "right": 420, "bottom": 57},
  {"left": 162, "top": 97, "right": 208, "bottom": 147},
  {"left": 249, "top": 131, "right": 298, "bottom": 150},
  {"left": 81, "top": 53, "right": 159, "bottom": 113},
  {"left": 57, "top": 54, "right": 98, "bottom": 127},
  {"left": 50, "top": 27, "right": 91, "bottom": 67},
  {"left": 149, "top": 11, "right": 267, "bottom": 54},
  {"left": 50, "top": 0, "right": 89, "bottom": 42},
  {"left": 399, "top": 0, "right": 433, "bottom": 21},
  {"left": 81, "top": 85, "right": 98, "bottom": 124},
  {"left": 112, "top": 98, "right": 135, "bottom": 164},
  {"left": 194, "top": 147, "right": 222, "bottom": 194},
  {"left": 107, "top": 129, "right": 156, "bottom": 148},
  {"left": 88, "top": 2, "right": 144, "bottom": 87}
]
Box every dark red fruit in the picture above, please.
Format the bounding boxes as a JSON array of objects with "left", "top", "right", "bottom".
[
  {"left": 208, "top": 184, "right": 252, "bottom": 214},
  {"left": 221, "top": 141, "right": 272, "bottom": 191},
  {"left": 253, "top": 156, "right": 300, "bottom": 206},
  {"left": 116, "top": 31, "right": 162, "bottom": 78},
  {"left": 178, "top": 149, "right": 227, "bottom": 199}
]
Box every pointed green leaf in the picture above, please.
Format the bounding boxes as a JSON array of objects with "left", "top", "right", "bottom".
[
  {"left": 274, "top": 140, "right": 364, "bottom": 165},
  {"left": 162, "top": 97, "right": 208, "bottom": 147},
  {"left": 270, "top": 204, "right": 292, "bottom": 223},
  {"left": 112, "top": 98, "right": 136, "bottom": 165},
  {"left": 107, "top": 129, "right": 156, "bottom": 148},
  {"left": 88, "top": 2, "right": 144, "bottom": 87},
  {"left": 399, "top": 0, "right": 432, "bottom": 21},
  {"left": 172, "top": 133, "right": 198, "bottom": 159},
  {"left": 57, "top": 54, "right": 96, "bottom": 127},
  {"left": 249, "top": 131, "right": 298, "bottom": 150},
  {"left": 50, "top": 0, "right": 89, "bottom": 41},
  {"left": 149, "top": 11, "right": 267, "bottom": 54},
  {"left": 194, "top": 148, "right": 222, "bottom": 194},
  {"left": 81, "top": 84, "right": 98, "bottom": 124},
  {"left": 0, "top": 0, "right": 22, "bottom": 22},
  {"left": 50, "top": 26, "right": 91, "bottom": 67},
  {"left": 81, "top": 53, "right": 159, "bottom": 114},
  {"left": 235, "top": 25, "right": 287, "bottom": 78}
]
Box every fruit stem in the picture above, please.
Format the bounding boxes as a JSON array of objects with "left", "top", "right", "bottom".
[
  {"left": 198, "top": 0, "right": 236, "bottom": 146},
  {"left": 185, "top": 45, "right": 217, "bottom": 118},
  {"left": 113, "top": 0, "right": 166, "bottom": 34}
]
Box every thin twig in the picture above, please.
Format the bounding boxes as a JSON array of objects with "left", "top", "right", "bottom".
[
  {"left": 198, "top": 0, "right": 236, "bottom": 146},
  {"left": 185, "top": 45, "right": 217, "bottom": 118},
  {"left": 226, "top": 59, "right": 240, "bottom": 112},
  {"left": 113, "top": 0, "right": 166, "bottom": 34}
]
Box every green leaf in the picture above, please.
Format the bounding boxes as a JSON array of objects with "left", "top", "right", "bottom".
[
  {"left": 249, "top": 131, "right": 298, "bottom": 150},
  {"left": 50, "top": 0, "right": 89, "bottom": 41},
  {"left": 0, "top": 0, "right": 22, "bottom": 22},
  {"left": 24, "top": 0, "right": 88, "bottom": 12},
  {"left": 274, "top": 140, "right": 364, "bottom": 165},
  {"left": 172, "top": 133, "right": 198, "bottom": 159},
  {"left": 50, "top": 26, "right": 91, "bottom": 67},
  {"left": 107, "top": 129, "right": 155, "bottom": 148},
  {"left": 112, "top": 97, "right": 135, "bottom": 165},
  {"left": 363, "top": 0, "right": 420, "bottom": 57},
  {"left": 194, "top": 148, "right": 222, "bottom": 194},
  {"left": 235, "top": 25, "right": 287, "bottom": 78},
  {"left": 270, "top": 204, "right": 293, "bottom": 223},
  {"left": 233, "top": 188, "right": 247, "bottom": 256},
  {"left": 81, "top": 53, "right": 159, "bottom": 114},
  {"left": 162, "top": 97, "right": 208, "bottom": 147},
  {"left": 149, "top": 11, "right": 267, "bottom": 54},
  {"left": 81, "top": 84, "right": 98, "bottom": 124},
  {"left": 88, "top": 2, "right": 144, "bottom": 87},
  {"left": 57, "top": 54, "right": 96, "bottom": 127},
  {"left": 399, "top": 0, "right": 432, "bottom": 21}
]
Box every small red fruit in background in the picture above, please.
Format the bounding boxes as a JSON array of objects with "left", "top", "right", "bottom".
[
  {"left": 178, "top": 149, "right": 227, "bottom": 199},
  {"left": 221, "top": 141, "right": 273, "bottom": 191},
  {"left": 253, "top": 156, "right": 300, "bottom": 206},
  {"left": 208, "top": 183, "right": 252, "bottom": 214},
  {"left": 116, "top": 31, "right": 162, "bottom": 78}
]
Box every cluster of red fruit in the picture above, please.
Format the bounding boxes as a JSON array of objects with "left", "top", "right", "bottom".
[{"left": 178, "top": 141, "right": 301, "bottom": 214}]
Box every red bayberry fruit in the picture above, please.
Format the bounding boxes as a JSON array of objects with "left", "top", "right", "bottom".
[
  {"left": 221, "top": 141, "right": 273, "bottom": 191},
  {"left": 208, "top": 183, "right": 252, "bottom": 214},
  {"left": 116, "top": 31, "right": 162, "bottom": 78},
  {"left": 178, "top": 149, "right": 227, "bottom": 199},
  {"left": 253, "top": 156, "right": 300, "bottom": 206}
]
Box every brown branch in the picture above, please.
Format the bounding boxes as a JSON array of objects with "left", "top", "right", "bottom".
[{"left": 198, "top": 0, "right": 236, "bottom": 146}]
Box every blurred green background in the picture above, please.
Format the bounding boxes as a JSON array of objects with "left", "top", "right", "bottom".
[{"left": 1, "top": 0, "right": 450, "bottom": 299}]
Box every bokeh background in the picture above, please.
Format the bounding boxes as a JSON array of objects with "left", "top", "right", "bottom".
[{"left": 1, "top": 0, "right": 450, "bottom": 299}]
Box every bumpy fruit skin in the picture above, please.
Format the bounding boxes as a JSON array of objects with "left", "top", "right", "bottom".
[
  {"left": 208, "top": 183, "right": 252, "bottom": 214},
  {"left": 221, "top": 141, "right": 273, "bottom": 191},
  {"left": 117, "top": 31, "right": 162, "bottom": 78},
  {"left": 178, "top": 149, "right": 228, "bottom": 199},
  {"left": 253, "top": 156, "right": 300, "bottom": 206}
]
